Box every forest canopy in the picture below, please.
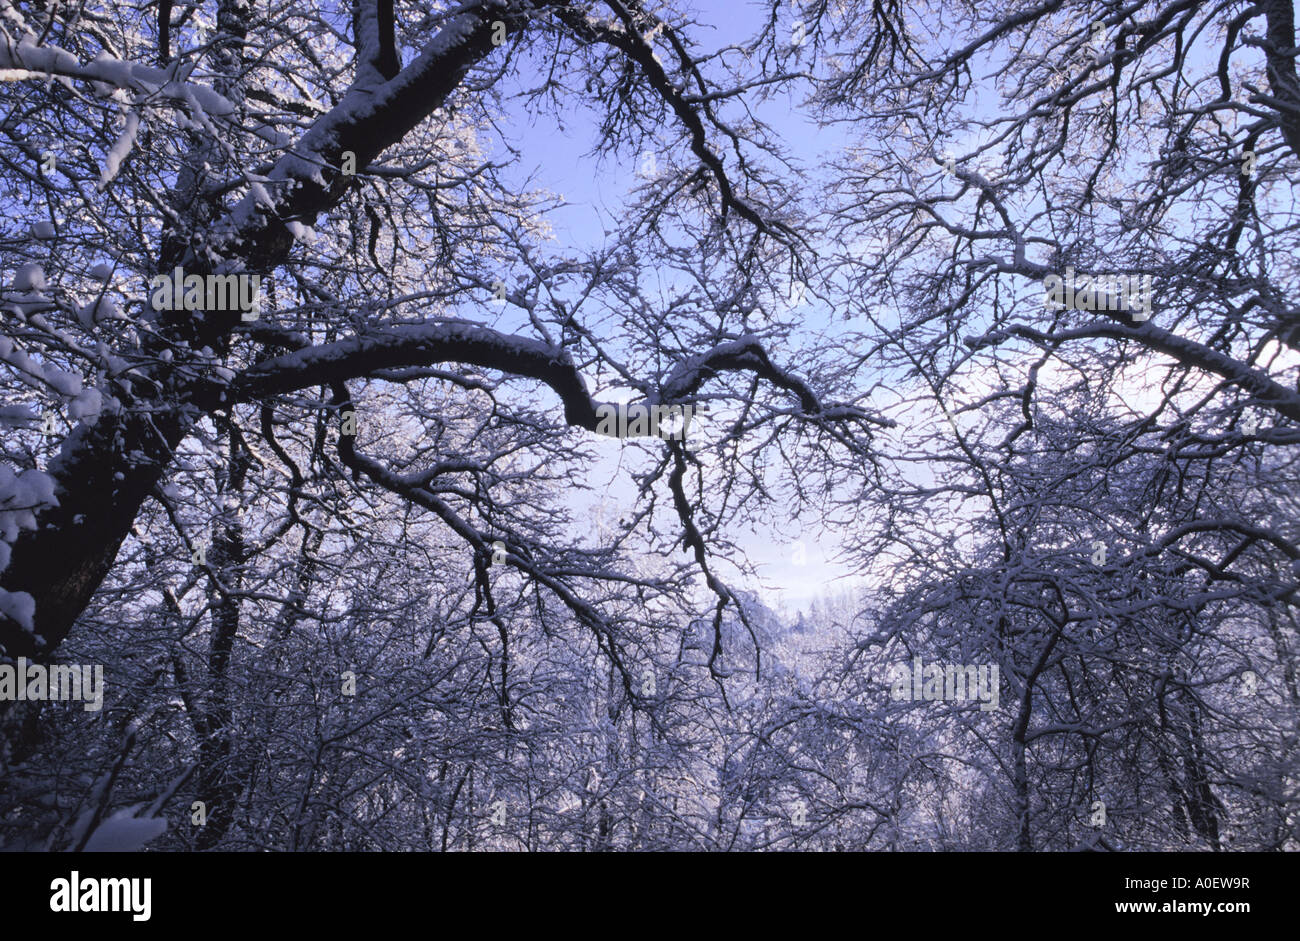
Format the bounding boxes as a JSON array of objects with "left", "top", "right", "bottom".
[{"left": 0, "top": 0, "right": 1296, "bottom": 851}]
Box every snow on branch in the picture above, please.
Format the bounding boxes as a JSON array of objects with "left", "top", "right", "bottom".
[
  {"left": 230, "top": 321, "right": 880, "bottom": 434},
  {"left": 966, "top": 321, "right": 1300, "bottom": 423},
  {"left": 202, "top": 2, "right": 534, "bottom": 274},
  {"left": 0, "top": 33, "right": 238, "bottom": 119}
]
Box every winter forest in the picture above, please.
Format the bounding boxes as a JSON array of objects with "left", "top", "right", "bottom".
[{"left": 0, "top": 0, "right": 1296, "bottom": 853}]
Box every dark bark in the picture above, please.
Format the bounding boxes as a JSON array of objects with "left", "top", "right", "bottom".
[
  {"left": 194, "top": 421, "right": 251, "bottom": 849},
  {"left": 157, "top": 0, "right": 173, "bottom": 64},
  {"left": 0, "top": 4, "right": 535, "bottom": 669},
  {"left": 1262, "top": 0, "right": 1300, "bottom": 161}
]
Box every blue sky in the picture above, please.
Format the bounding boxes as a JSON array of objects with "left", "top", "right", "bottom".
[
  {"left": 473, "top": 1, "right": 868, "bottom": 610},
  {"left": 447, "top": 0, "right": 873, "bottom": 610}
]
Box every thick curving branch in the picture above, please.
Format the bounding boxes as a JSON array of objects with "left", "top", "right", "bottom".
[{"left": 230, "top": 320, "right": 884, "bottom": 433}]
